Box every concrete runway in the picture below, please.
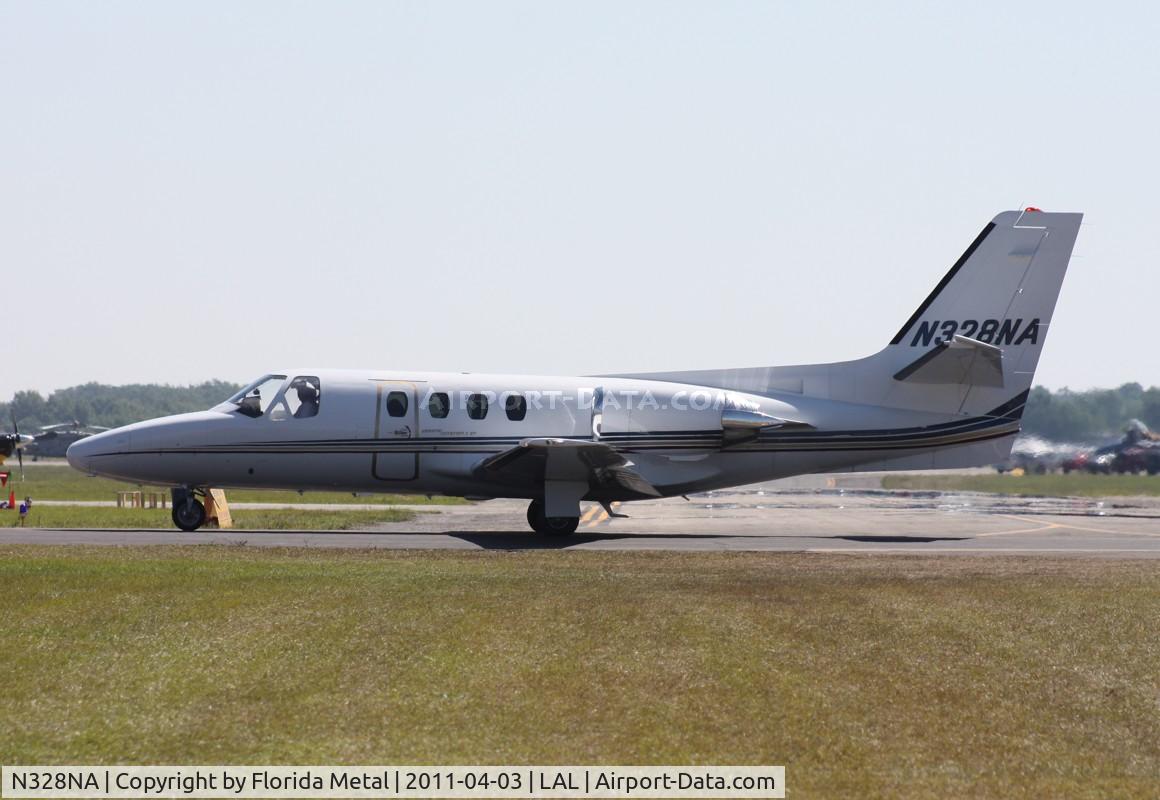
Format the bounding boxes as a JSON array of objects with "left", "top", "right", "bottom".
[{"left": 4, "top": 475, "right": 1160, "bottom": 556}]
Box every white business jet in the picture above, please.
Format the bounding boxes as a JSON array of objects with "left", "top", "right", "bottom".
[{"left": 68, "top": 209, "right": 1082, "bottom": 535}]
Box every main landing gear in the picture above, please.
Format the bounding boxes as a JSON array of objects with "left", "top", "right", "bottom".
[
  {"left": 171, "top": 487, "right": 206, "bottom": 532},
  {"left": 526, "top": 500, "right": 579, "bottom": 536}
]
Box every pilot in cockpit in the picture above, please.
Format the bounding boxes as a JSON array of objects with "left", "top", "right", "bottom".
[{"left": 293, "top": 379, "right": 320, "bottom": 418}]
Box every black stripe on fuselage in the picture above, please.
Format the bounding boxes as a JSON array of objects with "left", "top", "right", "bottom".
[
  {"left": 91, "top": 413, "right": 1019, "bottom": 458},
  {"left": 191, "top": 404, "right": 1021, "bottom": 452},
  {"left": 985, "top": 388, "right": 1031, "bottom": 420},
  {"left": 92, "top": 426, "right": 1018, "bottom": 459}
]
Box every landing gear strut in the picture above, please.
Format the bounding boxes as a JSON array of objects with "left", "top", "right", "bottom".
[
  {"left": 171, "top": 487, "right": 207, "bottom": 532},
  {"left": 526, "top": 500, "right": 579, "bottom": 536}
]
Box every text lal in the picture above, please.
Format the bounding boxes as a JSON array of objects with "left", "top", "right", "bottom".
[
  {"left": 540, "top": 772, "right": 580, "bottom": 790},
  {"left": 539, "top": 772, "right": 744, "bottom": 791}
]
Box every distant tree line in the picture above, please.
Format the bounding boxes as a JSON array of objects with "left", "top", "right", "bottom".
[
  {"left": 0, "top": 381, "right": 241, "bottom": 431},
  {"left": 1, "top": 380, "right": 1157, "bottom": 444},
  {"left": 1023, "top": 384, "right": 1160, "bottom": 442}
]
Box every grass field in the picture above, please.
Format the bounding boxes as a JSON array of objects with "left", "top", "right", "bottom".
[
  {"left": 0, "top": 548, "right": 1155, "bottom": 798},
  {"left": 0, "top": 463, "right": 465, "bottom": 505},
  {"left": 883, "top": 472, "right": 1160, "bottom": 498},
  {"left": 3, "top": 506, "right": 414, "bottom": 529}
]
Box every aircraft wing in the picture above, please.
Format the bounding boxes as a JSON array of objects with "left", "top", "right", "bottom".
[{"left": 477, "top": 438, "right": 661, "bottom": 498}]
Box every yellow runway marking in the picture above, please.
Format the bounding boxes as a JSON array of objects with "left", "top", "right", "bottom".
[
  {"left": 580, "top": 504, "right": 615, "bottom": 529},
  {"left": 809, "top": 547, "right": 1159, "bottom": 554},
  {"left": 996, "top": 513, "right": 1160, "bottom": 538},
  {"left": 976, "top": 516, "right": 1063, "bottom": 537}
]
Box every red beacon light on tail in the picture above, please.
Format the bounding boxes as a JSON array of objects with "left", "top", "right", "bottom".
[{"left": 1025, "top": 207, "right": 1042, "bottom": 212}]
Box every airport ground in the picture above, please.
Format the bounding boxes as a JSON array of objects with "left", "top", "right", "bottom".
[
  {"left": 1, "top": 548, "right": 1156, "bottom": 797},
  {"left": 3, "top": 463, "right": 1160, "bottom": 557},
  {"left": 1, "top": 464, "right": 1158, "bottom": 797}
]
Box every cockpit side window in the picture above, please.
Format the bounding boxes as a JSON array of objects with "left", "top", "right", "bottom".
[
  {"left": 228, "top": 375, "right": 288, "bottom": 418},
  {"left": 283, "top": 376, "right": 322, "bottom": 419}
]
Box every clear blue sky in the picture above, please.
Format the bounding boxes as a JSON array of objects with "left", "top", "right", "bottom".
[{"left": 3, "top": 1, "right": 1157, "bottom": 400}]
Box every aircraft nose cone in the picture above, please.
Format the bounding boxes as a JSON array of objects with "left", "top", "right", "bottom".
[
  {"left": 66, "top": 436, "right": 97, "bottom": 473},
  {"left": 66, "top": 426, "right": 149, "bottom": 480}
]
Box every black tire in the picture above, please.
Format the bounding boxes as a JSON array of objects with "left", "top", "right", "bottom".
[
  {"left": 172, "top": 497, "right": 206, "bottom": 532},
  {"left": 526, "top": 500, "right": 579, "bottom": 536}
]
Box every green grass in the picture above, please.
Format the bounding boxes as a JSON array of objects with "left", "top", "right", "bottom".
[
  {"left": 0, "top": 549, "right": 1156, "bottom": 798},
  {"left": 0, "top": 463, "right": 466, "bottom": 504},
  {"left": 3, "top": 506, "right": 414, "bottom": 530},
  {"left": 883, "top": 472, "right": 1160, "bottom": 497}
]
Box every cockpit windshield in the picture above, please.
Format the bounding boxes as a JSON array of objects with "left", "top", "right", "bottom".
[
  {"left": 216, "top": 374, "right": 324, "bottom": 420},
  {"left": 223, "top": 374, "right": 287, "bottom": 418}
]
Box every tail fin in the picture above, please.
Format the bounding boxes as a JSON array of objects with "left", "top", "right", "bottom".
[
  {"left": 607, "top": 209, "right": 1083, "bottom": 419},
  {"left": 871, "top": 208, "right": 1082, "bottom": 416},
  {"left": 888, "top": 209, "right": 1080, "bottom": 380}
]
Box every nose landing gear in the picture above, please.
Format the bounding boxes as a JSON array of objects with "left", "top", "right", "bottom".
[
  {"left": 171, "top": 487, "right": 207, "bottom": 532},
  {"left": 526, "top": 500, "right": 579, "bottom": 536}
]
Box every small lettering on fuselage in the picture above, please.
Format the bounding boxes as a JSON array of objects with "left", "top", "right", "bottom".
[{"left": 909, "top": 318, "right": 1040, "bottom": 347}]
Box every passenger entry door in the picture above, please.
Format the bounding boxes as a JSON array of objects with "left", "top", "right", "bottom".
[{"left": 372, "top": 382, "right": 418, "bottom": 481}]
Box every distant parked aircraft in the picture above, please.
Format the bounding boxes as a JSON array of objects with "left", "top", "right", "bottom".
[
  {"left": 0, "top": 417, "right": 34, "bottom": 475},
  {"left": 25, "top": 422, "right": 108, "bottom": 460},
  {"left": 1061, "top": 420, "right": 1160, "bottom": 475},
  {"left": 67, "top": 209, "right": 1083, "bottom": 534}
]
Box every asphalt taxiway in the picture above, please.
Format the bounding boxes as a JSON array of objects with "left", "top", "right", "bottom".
[{"left": 3, "top": 475, "right": 1159, "bottom": 556}]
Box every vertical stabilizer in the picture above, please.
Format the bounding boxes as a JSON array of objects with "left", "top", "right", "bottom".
[{"left": 866, "top": 208, "right": 1082, "bottom": 416}]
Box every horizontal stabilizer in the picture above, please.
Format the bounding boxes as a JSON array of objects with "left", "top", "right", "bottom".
[{"left": 893, "top": 334, "right": 1004, "bottom": 387}]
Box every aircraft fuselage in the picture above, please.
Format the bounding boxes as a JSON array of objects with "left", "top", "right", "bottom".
[{"left": 66, "top": 369, "right": 1017, "bottom": 502}]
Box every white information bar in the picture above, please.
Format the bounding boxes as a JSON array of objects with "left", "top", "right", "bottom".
[{"left": 2, "top": 766, "right": 784, "bottom": 799}]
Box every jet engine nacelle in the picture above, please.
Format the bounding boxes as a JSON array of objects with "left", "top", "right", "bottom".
[{"left": 720, "top": 395, "right": 813, "bottom": 446}]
